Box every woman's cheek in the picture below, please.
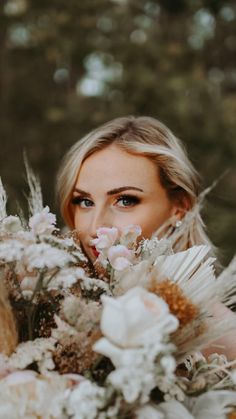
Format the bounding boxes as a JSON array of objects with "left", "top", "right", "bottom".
[{"left": 74, "top": 210, "right": 85, "bottom": 231}]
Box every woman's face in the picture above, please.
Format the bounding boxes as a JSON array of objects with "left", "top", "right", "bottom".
[{"left": 72, "top": 144, "right": 179, "bottom": 262}]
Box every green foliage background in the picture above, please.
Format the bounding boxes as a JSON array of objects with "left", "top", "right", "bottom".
[{"left": 0, "top": 0, "right": 235, "bottom": 263}]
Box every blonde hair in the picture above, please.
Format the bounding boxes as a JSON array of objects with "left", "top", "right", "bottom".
[
  {"left": 57, "top": 116, "right": 212, "bottom": 251},
  {"left": 0, "top": 280, "right": 18, "bottom": 355}
]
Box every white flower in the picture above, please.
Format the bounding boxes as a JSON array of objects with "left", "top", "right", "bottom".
[
  {"left": 160, "top": 356, "right": 176, "bottom": 376},
  {"left": 159, "top": 391, "right": 236, "bottom": 419},
  {"left": 0, "top": 372, "right": 68, "bottom": 418},
  {"left": 1, "top": 216, "right": 22, "bottom": 233},
  {"left": 20, "top": 276, "right": 37, "bottom": 292},
  {"left": 94, "top": 340, "right": 176, "bottom": 404},
  {"left": 136, "top": 404, "right": 164, "bottom": 419},
  {"left": 114, "top": 260, "right": 151, "bottom": 294},
  {"left": 66, "top": 380, "right": 105, "bottom": 419},
  {"left": 21, "top": 290, "right": 33, "bottom": 299},
  {"left": 29, "top": 206, "right": 56, "bottom": 235},
  {"left": 0, "top": 240, "right": 24, "bottom": 262},
  {"left": 4, "top": 370, "right": 37, "bottom": 385},
  {"left": 107, "top": 245, "right": 135, "bottom": 271},
  {"left": 0, "top": 354, "right": 12, "bottom": 378},
  {"left": 231, "top": 370, "right": 236, "bottom": 384},
  {"left": 47, "top": 267, "right": 86, "bottom": 290},
  {"left": 8, "top": 338, "right": 56, "bottom": 373},
  {"left": 191, "top": 390, "right": 236, "bottom": 419},
  {"left": 80, "top": 276, "right": 111, "bottom": 294},
  {"left": 91, "top": 227, "right": 118, "bottom": 250},
  {"left": 120, "top": 224, "right": 142, "bottom": 246},
  {"left": 96, "top": 287, "right": 178, "bottom": 348},
  {"left": 140, "top": 237, "right": 171, "bottom": 263},
  {"left": 159, "top": 399, "right": 194, "bottom": 419},
  {"left": 23, "top": 243, "right": 74, "bottom": 271},
  {"left": 108, "top": 361, "right": 156, "bottom": 403},
  {"left": 93, "top": 287, "right": 178, "bottom": 403}
]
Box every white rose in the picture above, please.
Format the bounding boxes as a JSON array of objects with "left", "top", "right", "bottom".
[{"left": 96, "top": 287, "right": 178, "bottom": 348}]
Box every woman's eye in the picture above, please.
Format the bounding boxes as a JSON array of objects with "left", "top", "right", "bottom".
[
  {"left": 116, "top": 195, "right": 140, "bottom": 208},
  {"left": 71, "top": 197, "right": 94, "bottom": 208}
]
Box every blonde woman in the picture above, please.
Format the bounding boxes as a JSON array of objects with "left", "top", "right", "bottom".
[{"left": 57, "top": 115, "right": 236, "bottom": 359}]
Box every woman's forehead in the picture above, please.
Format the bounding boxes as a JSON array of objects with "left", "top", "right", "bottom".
[
  {"left": 75, "top": 144, "right": 161, "bottom": 192},
  {"left": 81, "top": 143, "right": 156, "bottom": 172}
]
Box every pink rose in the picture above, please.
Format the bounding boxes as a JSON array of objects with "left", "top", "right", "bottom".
[
  {"left": 107, "top": 245, "right": 135, "bottom": 271},
  {"left": 91, "top": 227, "right": 118, "bottom": 250}
]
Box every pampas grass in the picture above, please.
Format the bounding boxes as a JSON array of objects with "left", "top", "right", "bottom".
[
  {"left": 24, "top": 154, "right": 43, "bottom": 216},
  {"left": 0, "top": 178, "right": 7, "bottom": 221}
]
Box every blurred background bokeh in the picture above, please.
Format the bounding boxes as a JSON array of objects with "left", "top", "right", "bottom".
[{"left": 0, "top": 0, "right": 235, "bottom": 264}]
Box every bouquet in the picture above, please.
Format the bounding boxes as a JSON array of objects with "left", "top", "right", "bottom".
[{"left": 0, "top": 170, "right": 236, "bottom": 419}]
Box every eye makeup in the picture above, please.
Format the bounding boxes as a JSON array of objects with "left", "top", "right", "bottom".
[
  {"left": 71, "top": 196, "right": 93, "bottom": 207},
  {"left": 115, "top": 194, "right": 141, "bottom": 207}
]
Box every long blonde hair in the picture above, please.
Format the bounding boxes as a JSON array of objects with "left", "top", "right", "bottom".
[
  {"left": 57, "top": 116, "right": 212, "bottom": 251},
  {"left": 0, "top": 280, "right": 18, "bottom": 355}
]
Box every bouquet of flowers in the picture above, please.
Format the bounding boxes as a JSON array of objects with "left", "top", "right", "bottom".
[{"left": 0, "top": 170, "right": 236, "bottom": 419}]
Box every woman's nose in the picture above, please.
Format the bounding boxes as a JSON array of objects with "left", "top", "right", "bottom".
[{"left": 89, "top": 208, "right": 113, "bottom": 238}]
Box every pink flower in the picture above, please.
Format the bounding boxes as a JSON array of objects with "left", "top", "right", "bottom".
[
  {"left": 91, "top": 227, "right": 118, "bottom": 250},
  {"left": 107, "top": 245, "right": 135, "bottom": 271}
]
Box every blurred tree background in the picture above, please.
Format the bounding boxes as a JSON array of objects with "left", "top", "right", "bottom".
[{"left": 0, "top": 0, "right": 235, "bottom": 264}]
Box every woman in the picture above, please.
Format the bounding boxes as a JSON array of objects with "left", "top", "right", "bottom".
[
  {"left": 57, "top": 116, "right": 210, "bottom": 255},
  {"left": 57, "top": 115, "right": 236, "bottom": 358}
]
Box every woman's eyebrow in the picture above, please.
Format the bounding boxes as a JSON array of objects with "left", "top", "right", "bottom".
[
  {"left": 73, "top": 186, "right": 144, "bottom": 196},
  {"left": 73, "top": 188, "right": 91, "bottom": 197},
  {"left": 107, "top": 186, "right": 144, "bottom": 195}
]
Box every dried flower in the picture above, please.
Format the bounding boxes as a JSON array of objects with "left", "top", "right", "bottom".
[
  {"left": 119, "top": 224, "right": 142, "bottom": 247},
  {"left": 29, "top": 206, "right": 56, "bottom": 235},
  {"left": 23, "top": 243, "right": 74, "bottom": 271},
  {"left": 1, "top": 216, "right": 22, "bottom": 233},
  {"left": 149, "top": 278, "right": 199, "bottom": 328}
]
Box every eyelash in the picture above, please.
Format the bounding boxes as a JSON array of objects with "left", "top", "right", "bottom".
[
  {"left": 116, "top": 195, "right": 140, "bottom": 207},
  {"left": 71, "top": 194, "right": 140, "bottom": 208},
  {"left": 71, "top": 197, "right": 93, "bottom": 207}
]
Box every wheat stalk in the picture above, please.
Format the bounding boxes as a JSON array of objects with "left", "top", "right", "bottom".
[
  {"left": 0, "top": 177, "right": 7, "bottom": 221},
  {"left": 24, "top": 154, "right": 43, "bottom": 216}
]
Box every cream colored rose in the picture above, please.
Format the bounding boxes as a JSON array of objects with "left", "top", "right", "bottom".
[{"left": 96, "top": 287, "right": 178, "bottom": 349}]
